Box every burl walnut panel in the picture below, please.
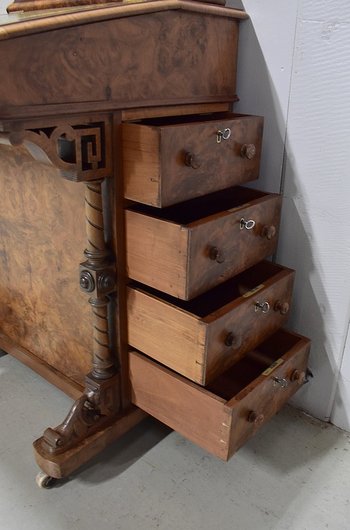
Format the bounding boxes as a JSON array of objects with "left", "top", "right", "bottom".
[
  {"left": 0, "top": 145, "right": 92, "bottom": 385},
  {"left": 0, "top": 11, "right": 238, "bottom": 116}
]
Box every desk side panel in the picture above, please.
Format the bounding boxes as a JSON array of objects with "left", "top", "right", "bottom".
[{"left": 0, "top": 144, "right": 92, "bottom": 385}]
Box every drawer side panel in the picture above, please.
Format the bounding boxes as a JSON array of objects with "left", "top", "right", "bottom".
[
  {"left": 123, "top": 124, "right": 161, "bottom": 206},
  {"left": 127, "top": 288, "right": 206, "bottom": 384},
  {"left": 130, "top": 351, "right": 231, "bottom": 460},
  {"left": 125, "top": 210, "right": 188, "bottom": 298}
]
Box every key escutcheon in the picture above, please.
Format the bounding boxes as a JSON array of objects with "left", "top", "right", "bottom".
[
  {"left": 272, "top": 376, "right": 289, "bottom": 388},
  {"left": 240, "top": 218, "right": 256, "bottom": 230},
  {"left": 254, "top": 300, "right": 270, "bottom": 313},
  {"left": 216, "top": 127, "right": 232, "bottom": 143}
]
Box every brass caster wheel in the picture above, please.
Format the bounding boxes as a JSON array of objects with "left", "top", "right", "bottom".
[{"left": 36, "top": 471, "right": 57, "bottom": 489}]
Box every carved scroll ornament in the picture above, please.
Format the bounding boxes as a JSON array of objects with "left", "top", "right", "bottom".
[{"left": 0, "top": 119, "right": 112, "bottom": 182}]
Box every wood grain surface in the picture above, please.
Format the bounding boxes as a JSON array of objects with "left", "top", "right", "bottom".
[
  {"left": 123, "top": 114, "right": 263, "bottom": 207},
  {"left": 7, "top": 0, "right": 229, "bottom": 14},
  {"left": 129, "top": 329, "right": 310, "bottom": 460},
  {"left": 188, "top": 189, "right": 282, "bottom": 298},
  {"left": 0, "top": 1, "right": 247, "bottom": 39},
  {"left": 121, "top": 102, "right": 231, "bottom": 121},
  {"left": 125, "top": 210, "right": 189, "bottom": 298},
  {"left": 129, "top": 350, "right": 230, "bottom": 460},
  {"left": 0, "top": 144, "right": 92, "bottom": 385},
  {"left": 0, "top": 332, "right": 83, "bottom": 399},
  {"left": 33, "top": 406, "right": 146, "bottom": 478},
  {"left": 126, "top": 187, "right": 281, "bottom": 299},
  {"left": 127, "top": 262, "right": 295, "bottom": 385},
  {"left": 204, "top": 267, "right": 295, "bottom": 382},
  {"left": 0, "top": 11, "right": 238, "bottom": 120},
  {"left": 127, "top": 287, "right": 206, "bottom": 384},
  {"left": 226, "top": 335, "right": 310, "bottom": 456},
  {"left": 123, "top": 125, "right": 161, "bottom": 207}
]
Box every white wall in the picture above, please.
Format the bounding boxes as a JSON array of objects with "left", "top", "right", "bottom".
[
  {"left": 230, "top": 0, "right": 350, "bottom": 428},
  {"left": 0, "top": 0, "right": 8, "bottom": 13},
  {"left": 229, "top": 0, "right": 299, "bottom": 193}
]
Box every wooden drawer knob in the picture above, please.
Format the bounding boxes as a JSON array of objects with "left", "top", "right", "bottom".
[
  {"left": 274, "top": 301, "right": 290, "bottom": 315},
  {"left": 241, "top": 143, "right": 256, "bottom": 160},
  {"left": 261, "top": 225, "right": 277, "bottom": 240},
  {"left": 291, "top": 369, "right": 306, "bottom": 384},
  {"left": 208, "top": 246, "right": 225, "bottom": 264},
  {"left": 224, "top": 332, "right": 242, "bottom": 349},
  {"left": 247, "top": 411, "right": 265, "bottom": 425},
  {"left": 184, "top": 152, "right": 201, "bottom": 169}
]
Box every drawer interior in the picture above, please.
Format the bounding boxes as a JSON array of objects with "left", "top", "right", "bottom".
[
  {"left": 128, "top": 111, "right": 244, "bottom": 127},
  {"left": 207, "top": 329, "right": 304, "bottom": 400},
  {"left": 130, "top": 260, "right": 287, "bottom": 319},
  {"left": 127, "top": 186, "right": 269, "bottom": 225}
]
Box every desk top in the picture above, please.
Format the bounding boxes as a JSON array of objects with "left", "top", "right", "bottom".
[{"left": 0, "top": 0, "right": 246, "bottom": 40}]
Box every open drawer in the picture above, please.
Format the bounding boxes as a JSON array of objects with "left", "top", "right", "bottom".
[
  {"left": 126, "top": 186, "right": 282, "bottom": 299},
  {"left": 122, "top": 113, "right": 263, "bottom": 207},
  {"left": 127, "top": 261, "right": 294, "bottom": 385},
  {"left": 130, "top": 329, "right": 311, "bottom": 460}
]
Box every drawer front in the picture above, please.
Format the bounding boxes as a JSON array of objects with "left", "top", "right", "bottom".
[
  {"left": 226, "top": 334, "right": 310, "bottom": 457},
  {"left": 123, "top": 114, "right": 263, "bottom": 207},
  {"left": 126, "top": 188, "right": 281, "bottom": 300},
  {"left": 188, "top": 193, "right": 282, "bottom": 298},
  {"left": 205, "top": 270, "right": 295, "bottom": 383},
  {"left": 161, "top": 115, "right": 264, "bottom": 206},
  {"left": 128, "top": 263, "right": 295, "bottom": 386},
  {"left": 129, "top": 330, "right": 311, "bottom": 461}
]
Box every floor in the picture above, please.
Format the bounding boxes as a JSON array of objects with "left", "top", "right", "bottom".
[{"left": 1, "top": 353, "right": 350, "bottom": 530}]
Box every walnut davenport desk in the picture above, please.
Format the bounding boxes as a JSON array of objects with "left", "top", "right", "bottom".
[{"left": 0, "top": 0, "right": 310, "bottom": 487}]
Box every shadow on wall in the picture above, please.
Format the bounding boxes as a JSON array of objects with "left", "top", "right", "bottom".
[
  {"left": 278, "top": 154, "right": 345, "bottom": 423},
  {"left": 229, "top": 2, "right": 341, "bottom": 423},
  {"left": 231, "top": 3, "right": 289, "bottom": 193}
]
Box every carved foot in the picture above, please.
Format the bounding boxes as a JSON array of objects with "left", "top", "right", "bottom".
[
  {"left": 33, "top": 407, "right": 146, "bottom": 480},
  {"left": 39, "top": 372, "right": 120, "bottom": 455}
]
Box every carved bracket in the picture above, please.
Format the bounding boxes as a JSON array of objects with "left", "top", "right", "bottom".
[
  {"left": 1, "top": 118, "right": 112, "bottom": 182},
  {"left": 41, "top": 372, "right": 120, "bottom": 455}
]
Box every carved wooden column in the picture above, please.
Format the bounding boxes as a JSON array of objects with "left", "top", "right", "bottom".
[
  {"left": 39, "top": 177, "right": 120, "bottom": 456},
  {"left": 81, "top": 180, "right": 116, "bottom": 380},
  {"left": 0, "top": 116, "right": 145, "bottom": 475}
]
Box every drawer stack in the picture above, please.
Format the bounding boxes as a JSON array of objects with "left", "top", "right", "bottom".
[{"left": 122, "top": 112, "right": 310, "bottom": 460}]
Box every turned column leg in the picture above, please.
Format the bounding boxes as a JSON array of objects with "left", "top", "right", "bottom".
[
  {"left": 34, "top": 178, "right": 121, "bottom": 456},
  {"left": 4, "top": 118, "right": 145, "bottom": 482},
  {"left": 80, "top": 180, "right": 117, "bottom": 380}
]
